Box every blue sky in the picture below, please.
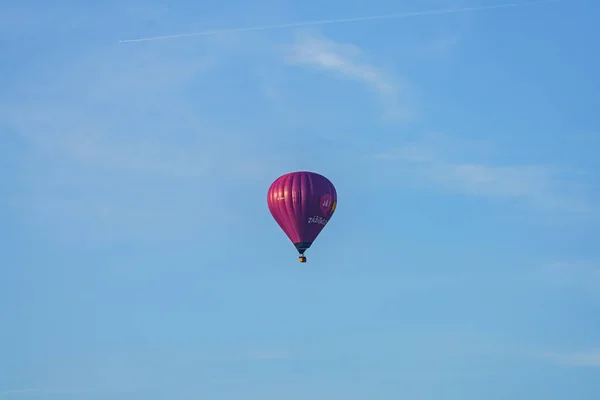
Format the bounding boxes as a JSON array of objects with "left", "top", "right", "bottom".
[{"left": 2, "top": 0, "right": 600, "bottom": 398}]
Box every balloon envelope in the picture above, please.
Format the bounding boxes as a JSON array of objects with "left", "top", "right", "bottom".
[{"left": 267, "top": 171, "right": 337, "bottom": 255}]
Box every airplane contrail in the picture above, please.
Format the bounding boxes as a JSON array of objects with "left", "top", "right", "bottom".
[{"left": 118, "top": 0, "right": 559, "bottom": 43}]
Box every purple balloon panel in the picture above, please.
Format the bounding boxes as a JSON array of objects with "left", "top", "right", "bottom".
[{"left": 267, "top": 171, "right": 337, "bottom": 254}]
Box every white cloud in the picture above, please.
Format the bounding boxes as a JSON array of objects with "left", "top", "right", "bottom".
[
  {"left": 419, "top": 35, "right": 460, "bottom": 58},
  {"left": 251, "top": 350, "right": 290, "bottom": 360},
  {"left": 544, "top": 348, "right": 600, "bottom": 367},
  {"left": 15, "top": 127, "right": 211, "bottom": 178},
  {"left": 0, "top": 388, "right": 118, "bottom": 396},
  {"left": 1, "top": 39, "right": 273, "bottom": 243},
  {"left": 1, "top": 389, "right": 40, "bottom": 395},
  {"left": 284, "top": 31, "right": 416, "bottom": 121},
  {"left": 539, "top": 260, "right": 600, "bottom": 290},
  {"left": 286, "top": 32, "right": 393, "bottom": 93},
  {"left": 374, "top": 135, "right": 596, "bottom": 213}
]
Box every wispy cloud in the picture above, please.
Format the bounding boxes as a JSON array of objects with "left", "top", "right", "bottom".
[
  {"left": 419, "top": 35, "right": 461, "bottom": 58},
  {"left": 374, "top": 135, "right": 596, "bottom": 213},
  {"left": 18, "top": 129, "right": 211, "bottom": 178},
  {"left": 285, "top": 31, "right": 416, "bottom": 121},
  {"left": 539, "top": 260, "right": 600, "bottom": 290},
  {"left": 0, "top": 388, "right": 127, "bottom": 397},
  {"left": 117, "top": 0, "right": 562, "bottom": 43},
  {"left": 1, "top": 389, "right": 40, "bottom": 396},
  {"left": 251, "top": 350, "right": 290, "bottom": 360},
  {"left": 286, "top": 32, "right": 394, "bottom": 94},
  {"left": 544, "top": 348, "right": 600, "bottom": 367},
  {"left": 1, "top": 39, "right": 273, "bottom": 243}
]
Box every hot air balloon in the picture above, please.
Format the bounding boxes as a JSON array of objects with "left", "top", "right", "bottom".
[{"left": 267, "top": 171, "right": 337, "bottom": 263}]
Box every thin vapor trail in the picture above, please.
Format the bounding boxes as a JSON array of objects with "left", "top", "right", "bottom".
[{"left": 118, "top": 0, "right": 559, "bottom": 43}]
